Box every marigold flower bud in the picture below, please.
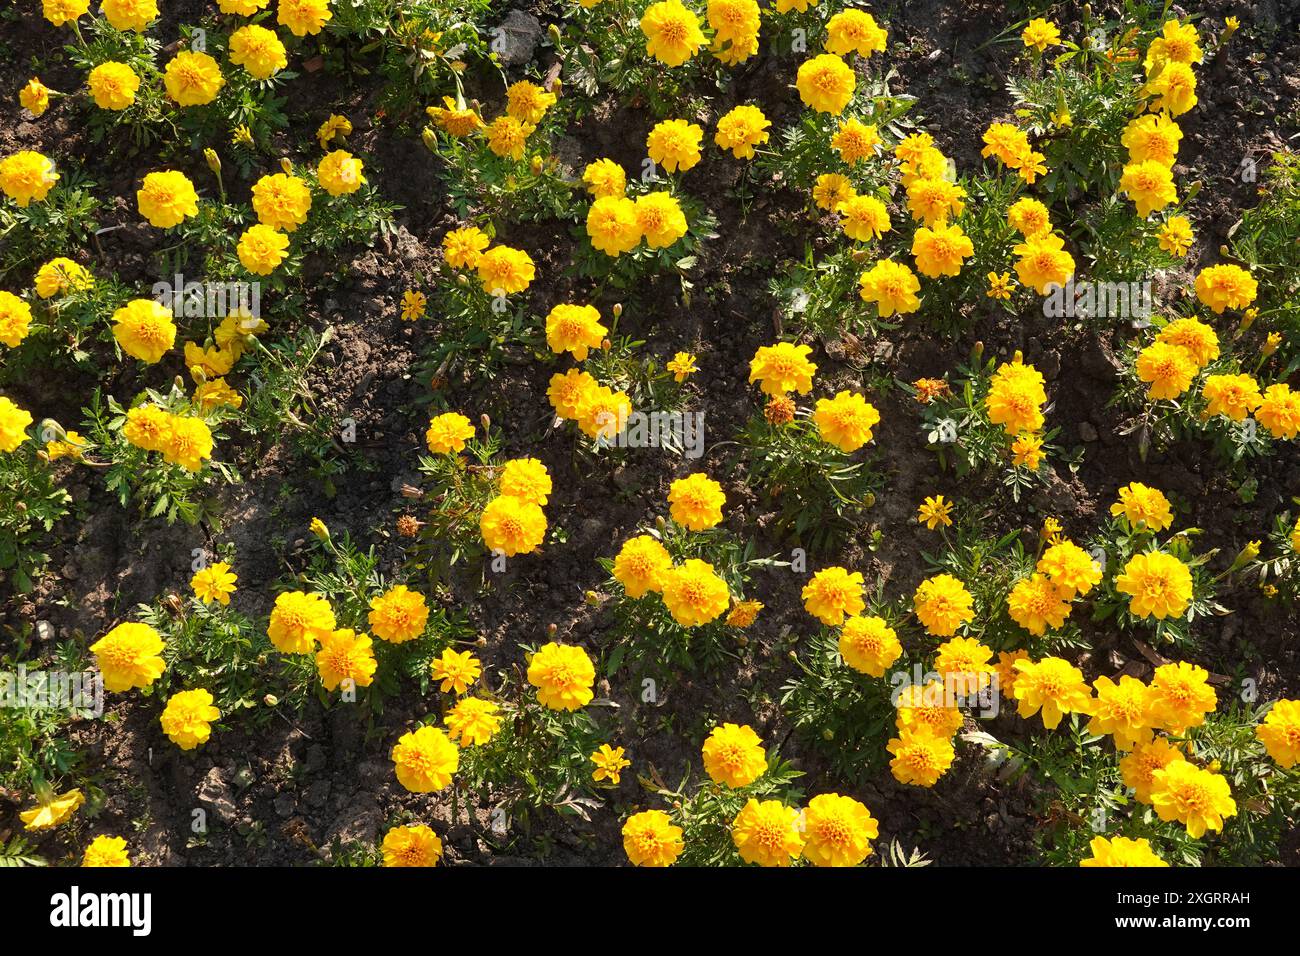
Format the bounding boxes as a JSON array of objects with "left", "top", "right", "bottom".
[
  {"left": 204, "top": 148, "right": 221, "bottom": 175},
  {"left": 421, "top": 127, "right": 438, "bottom": 152}
]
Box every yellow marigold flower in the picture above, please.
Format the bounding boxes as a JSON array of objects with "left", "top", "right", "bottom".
[
  {"left": 813, "top": 390, "right": 880, "bottom": 452},
  {"left": 917, "top": 494, "right": 953, "bottom": 530},
  {"left": 668, "top": 472, "right": 726, "bottom": 531},
  {"left": 45, "top": 429, "right": 88, "bottom": 461},
  {"left": 986, "top": 358, "right": 1047, "bottom": 435},
  {"left": 802, "top": 566, "right": 866, "bottom": 626},
  {"left": 19, "top": 77, "right": 50, "bottom": 117},
  {"left": 87, "top": 61, "right": 140, "bottom": 111},
  {"left": 666, "top": 351, "right": 698, "bottom": 382},
  {"left": 545, "top": 303, "right": 607, "bottom": 361},
  {"left": 163, "top": 50, "right": 225, "bottom": 106},
  {"left": 1136, "top": 340, "right": 1197, "bottom": 400},
  {"left": 895, "top": 682, "right": 964, "bottom": 734},
  {"left": 446, "top": 697, "right": 501, "bottom": 746},
  {"left": 640, "top": 0, "right": 706, "bottom": 67},
  {"left": 775, "top": 0, "right": 817, "bottom": 9},
  {"left": 442, "top": 225, "right": 490, "bottom": 269},
  {"left": 82, "top": 834, "right": 131, "bottom": 867},
  {"left": 367, "top": 585, "right": 429, "bottom": 644},
  {"left": 748, "top": 341, "right": 817, "bottom": 396},
  {"left": 726, "top": 598, "right": 763, "bottom": 627},
  {"left": 933, "top": 636, "right": 995, "bottom": 694},
  {"left": 913, "top": 572, "right": 974, "bottom": 636},
  {"left": 251, "top": 172, "right": 312, "bottom": 232},
  {"left": 1011, "top": 431, "right": 1044, "bottom": 469},
  {"left": 431, "top": 648, "right": 480, "bottom": 694},
  {"left": 1087, "top": 675, "right": 1153, "bottom": 750},
  {"left": 1150, "top": 760, "right": 1235, "bottom": 838},
  {"left": 622, "top": 809, "right": 684, "bottom": 867},
  {"left": 278, "top": 0, "right": 333, "bottom": 37},
  {"left": 391, "top": 725, "right": 458, "bottom": 792},
  {"left": 236, "top": 223, "right": 289, "bottom": 275},
  {"left": 912, "top": 222, "right": 974, "bottom": 278},
  {"left": 1021, "top": 17, "right": 1061, "bottom": 52},
  {"left": 796, "top": 53, "right": 856, "bottom": 115},
  {"left": 476, "top": 244, "right": 534, "bottom": 293},
  {"left": 586, "top": 195, "right": 641, "bottom": 257},
  {"left": 316, "top": 113, "right": 351, "bottom": 149},
  {"left": 1007, "top": 573, "right": 1071, "bottom": 636},
  {"left": 381, "top": 825, "right": 443, "bottom": 866},
  {"left": 548, "top": 368, "right": 599, "bottom": 420},
  {"left": 613, "top": 534, "right": 673, "bottom": 598},
  {"left": 34, "top": 257, "right": 92, "bottom": 299},
  {"left": 1147, "top": 660, "right": 1216, "bottom": 734},
  {"left": 647, "top": 118, "right": 703, "bottom": 173},
  {"left": 1111, "top": 482, "right": 1173, "bottom": 530},
  {"left": 591, "top": 743, "right": 630, "bottom": 784},
  {"left": 887, "top": 729, "right": 954, "bottom": 787},
  {"left": 824, "top": 8, "right": 887, "bottom": 57},
  {"left": 812, "top": 172, "right": 856, "bottom": 211},
  {"left": 102, "top": 0, "right": 157, "bottom": 30},
  {"left": 1079, "top": 835, "right": 1168, "bottom": 867},
  {"left": 1116, "top": 551, "right": 1194, "bottom": 620},
  {"left": 801, "top": 793, "right": 878, "bottom": 867},
  {"left": 191, "top": 561, "right": 237, "bottom": 606},
  {"left": 578, "top": 385, "right": 632, "bottom": 441},
  {"left": 764, "top": 394, "right": 796, "bottom": 424},
  {"left": 137, "top": 170, "right": 198, "bottom": 228},
  {"left": 830, "top": 117, "right": 880, "bottom": 165},
  {"left": 159, "top": 688, "right": 220, "bottom": 749},
  {"left": 42, "top": 0, "right": 88, "bottom": 26},
  {"left": 480, "top": 494, "right": 547, "bottom": 556},
  {"left": 218, "top": 0, "right": 268, "bottom": 12},
  {"left": 1144, "top": 60, "right": 1197, "bottom": 116},
  {"left": 498, "top": 457, "right": 551, "bottom": 507},
  {"left": 1012, "top": 656, "right": 1092, "bottom": 729},
  {"left": 980, "top": 122, "right": 1030, "bottom": 167},
  {"left": 0, "top": 150, "right": 59, "bottom": 206},
  {"left": 228, "top": 24, "right": 288, "bottom": 80},
  {"left": 1194, "top": 264, "right": 1257, "bottom": 314},
  {"left": 836, "top": 193, "right": 891, "bottom": 243},
  {"left": 581, "top": 158, "right": 626, "bottom": 198},
  {"left": 1012, "top": 231, "right": 1074, "bottom": 293},
  {"left": 1120, "top": 737, "right": 1185, "bottom": 803},
  {"left": 976, "top": 270, "right": 1011, "bottom": 301},
  {"left": 1007, "top": 196, "right": 1051, "bottom": 237},
  {"left": 995, "top": 649, "right": 1030, "bottom": 700},
  {"left": 1156, "top": 317, "right": 1219, "bottom": 369},
  {"left": 713, "top": 103, "right": 770, "bottom": 160},
  {"left": 1157, "top": 215, "right": 1193, "bottom": 256},
  {"left": 905, "top": 177, "right": 966, "bottom": 226},
  {"left": 427, "top": 96, "right": 485, "bottom": 137},
  {"left": 231, "top": 123, "right": 254, "bottom": 146},
  {"left": 857, "top": 258, "right": 922, "bottom": 317},
  {"left": 1121, "top": 113, "right": 1182, "bottom": 166},
  {"left": 0, "top": 292, "right": 32, "bottom": 348},
  {"left": 708, "top": 0, "right": 759, "bottom": 45},
  {"left": 90, "top": 622, "right": 166, "bottom": 692},
  {"left": 21, "top": 789, "right": 83, "bottom": 830},
  {"left": 838, "top": 614, "right": 901, "bottom": 677},
  {"left": 111, "top": 298, "right": 176, "bottom": 364},
  {"left": 267, "top": 590, "right": 335, "bottom": 654},
  {"left": 400, "top": 289, "right": 427, "bottom": 321},
  {"left": 1257, "top": 383, "right": 1300, "bottom": 440},
  {"left": 527, "top": 642, "right": 595, "bottom": 711},
  {"left": 506, "top": 80, "right": 556, "bottom": 124},
  {"left": 1120, "top": 159, "right": 1178, "bottom": 218},
  {"left": 121, "top": 404, "right": 170, "bottom": 452},
  {"left": 1256, "top": 699, "right": 1300, "bottom": 768},
  {"left": 486, "top": 115, "right": 535, "bottom": 160},
  {"left": 317, "top": 149, "right": 365, "bottom": 195},
  {"left": 1146, "top": 18, "right": 1203, "bottom": 69},
  {"left": 1037, "top": 540, "right": 1102, "bottom": 597},
  {"left": 661, "top": 558, "right": 730, "bottom": 626},
  {"left": 731, "top": 798, "right": 803, "bottom": 866}
]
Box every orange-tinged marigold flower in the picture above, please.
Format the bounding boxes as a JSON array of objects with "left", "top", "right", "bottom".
[
  {"left": 640, "top": 0, "right": 706, "bottom": 67},
  {"left": 1012, "top": 232, "right": 1075, "bottom": 293},
  {"left": 748, "top": 341, "right": 817, "bottom": 396},
  {"left": 267, "top": 590, "right": 335, "bottom": 654},
  {"left": 732, "top": 798, "right": 804, "bottom": 866},
  {"left": 425, "top": 411, "right": 475, "bottom": 454},
  {"left": 1194, "top": 264, "right": 1257, "bottom": 314},
  {"left": 668, "top": 473, "right": 726, "bottom": 531},
  {"left": 1037, "top": 540, "right": 1103, "bottom": 597},
  {"left": 1256, "top": 699, "right": 1300, "bottom": 768},
  {"left": 1079, "top": 835, "right": 1168, "bottom": 867},
  {"left": 912, "top": 222, "right": 974, "bottom": 278},
  {"left": 381, "top": 824, "right": 443, "bottom": 866},
  {"left": 887, "top": 729, "right": 955, "bottom": 787},
  {"left": 1201, "top": 373, "right": 1262, "bottom": 421},
  {"left": 160, "top": 688, "right": 220, "bottom": 749},
  {"left": 1144, "top": 60, "right": 1198, "bottom": 116},
  {"left": 801, "top": 793, "right": 878, "bottom": 867},
  {"left": 445, "top": 697, "right": 502, "bottom": 746},
  {"left": 1088, "top": 675, "right": 1154, "bottom": 750},
  {"left": 19, "top": 77, "right": 50, "bottom": 117},
  {"left": 838, "top": 614, "right": 902, "bottom": 677},
  {"left": 837, "top": 193, "right": 891, "bottom": 243},
  {"left": 368, "top": 585, "right": 429, "bottom": 643},
  {"left": 830, "top": 117, "right": 880, "bottom": 165},
  {"left": 795, "top": 54, "right": 856, "bottom": 115},
  {"left": 1147, "top": 660, "right": 1217, "bottom": 735},
  {"left": 581, "top": 158, "right": 626, "bottom": 198},
  {"left": 913, "top": 573, "right": 973, "bottom": 636},
  {"left": 1007, "top": 573, "right": 1071, "bottom": 636},
  {"left": 1121, "top": 113, "right": 1183, "bottom": 166},
  {"left": 985, "top": 358, "right": 1047, "bottom": 435},
  {"left": 858, "top": 259, "right": 921, "bottom": 316},
  {"left": 480, "top": 494, "right": 547, "bottom": 556},
  {"left": 613, "top": 534, "right": 673, "bottom": 598},
  {"left": 431, "top": 648, "right": 480, "bottom": 694},
  {"left": 0, "top": 292, "right": 33, "bottom": 348},
  {"left": 661, "top": 558, "right": 730, "bottom": 627},
  {"left": 1150, "top": 760, "right": 1236, "bottom": 838},
  {"left": 1257, "top": 384, "right": 1300, "bottom": 440},
  {"left": 702, "top": 722, "right": 766, "bottom": 787},
  {"left": 1116, "top": 551, "right": 1194, "bottom": 620},
  {"left": 1012, "top": 656, "right": 1093, "bottom": 729},
  {"left": 0, "top": 150, "right": 59, "bottom": 206},
  {"left": 813, "top": 390, "right": 880, "bottom": 452},
  {"left": 82, "top": 834, "right": 131, "bottom": 867},
  {"left": 917, "top": 494, "right": 953, "bottom": 530},
  {"left": 803, "top": 566, "right": 865, "bottom": 626},
  {"left": 622, "top": 809, "right": 685, "bottom": 867},
  {"left": 278, "top": 0, "right": 333, "bottom": 37},
  {"left": 476, "top": 244, "right": 535, "bottom": 293},
  {"left": 506, "top": 79, "right": 557, "bottom": 124},
  {"left": 586, "top": 195, "right": 642, "bottom": 257}
]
